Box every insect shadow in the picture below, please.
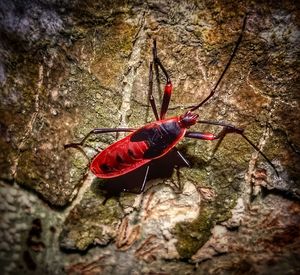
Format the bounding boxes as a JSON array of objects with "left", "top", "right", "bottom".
[{"left": 91, "top": 148, "right": 194, "bottom": 203}]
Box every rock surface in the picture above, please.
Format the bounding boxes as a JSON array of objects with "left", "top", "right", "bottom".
[{"left": 0, "top": 0, "right": 299, "bottom": 274}]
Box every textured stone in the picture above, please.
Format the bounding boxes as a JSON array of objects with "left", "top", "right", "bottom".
[{"left": 0, "top": 0, "right": 299, "bottom": 274}]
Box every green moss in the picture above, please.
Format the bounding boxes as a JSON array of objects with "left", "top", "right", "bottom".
[
  {"left": 174, "top": 192, "right": 236, "bottom": 258},
  {"left": 174, "top": 201, "right": 215, "bottom": 258},
  {"left": 173, "top": 141, "right": 242, "bottom": 258},
  {"left": 16, "top": 151, "right": 39, "bottom": 189},
  {"left": 60, "top": 186, "right": 124, "bottom": 251},
  {"left": 70, "top": 153, "right": 88, "bottom": 170},
  {"left": 75, "top": 226, "right": 101, "bottom": 250}
]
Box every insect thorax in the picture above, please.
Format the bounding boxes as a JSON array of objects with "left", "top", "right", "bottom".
[{"left": 130, "top": 120, "right": 182, "bottom": 159}]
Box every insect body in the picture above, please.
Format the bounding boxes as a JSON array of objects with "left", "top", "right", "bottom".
[
  {"left": 65, "top": 16, "right": 278, "bottom": 192},
  {"left": 90, "top": 114, "right": 197, "bottom": 178}
]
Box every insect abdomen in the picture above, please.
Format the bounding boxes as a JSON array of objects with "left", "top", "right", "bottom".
[{"left": 90, "top": 137, "right": 150, "bottom": 178}]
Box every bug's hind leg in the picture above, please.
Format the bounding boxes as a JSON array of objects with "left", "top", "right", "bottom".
[
  {"left": 169, "top": 149, "right": 190, "bottom": 193},
  {"left": 174, "top": 148, "right": 191, "bottom": 192},
  {"left": 148, "top": 148, "right": 190, "bottom": 193},
  {"left": 104, "top": 165, "right": 151, "bottom": 194},
  {"left": 185, "top": 121, "right": 279, "bottom": 176},
  {"left": 64, "top": 128, "right": 136, "bottom": 163},
  {"left": 122, "top": 165, "right": 150, "bottom": 194},
  {"left": 166, "top": 166, "right": 183, "bottom": 194},
  {"left": 99, "top": 165, "right": 150, "bottom": 206},
  {"left": 175, "top": 148, "right": 190, "bottom": 167},
  {"left": 64, "top": 128, "right": 136, "bottom": 149}
]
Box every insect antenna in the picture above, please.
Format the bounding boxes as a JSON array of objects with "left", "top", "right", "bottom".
[
  {"left": 240, "top": 132, "right": 279, "bottom": 177},
  {"left": 190, "top": 15, "right": 247, "bottom": 112}
]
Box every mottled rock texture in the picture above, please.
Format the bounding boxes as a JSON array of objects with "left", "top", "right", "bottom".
[{"left": 0, "top": 0, "right": 299, "bottom": 274}]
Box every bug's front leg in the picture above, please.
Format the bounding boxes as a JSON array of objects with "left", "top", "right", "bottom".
[
  {"left": 148, "top": 61, "right": 159, "bottom": 120},
  {"left": 152, "top": 39, "right": 173, "bottom": 120},
  {"left": 185, "top": 123, "right": 279, "bottom": 176},
  {"left": 185, "top": 124, "right": 244, "bottom": 141}
]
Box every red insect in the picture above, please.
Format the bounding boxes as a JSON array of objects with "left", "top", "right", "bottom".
[{"left": 65, "top": 17, "right": 278, "bottom": 193}]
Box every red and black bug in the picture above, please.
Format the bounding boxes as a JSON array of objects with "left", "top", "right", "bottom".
[{"left": 65, "top": 16, "right": 278, "bottom": 193}]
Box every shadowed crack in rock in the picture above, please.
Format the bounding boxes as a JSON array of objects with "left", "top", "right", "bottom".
[{"left": 118, "top": 14, "right": 146, "bottom": 135}]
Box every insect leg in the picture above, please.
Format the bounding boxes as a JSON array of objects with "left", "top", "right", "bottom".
[
  {"left": 64, "top": 128, "right": 136, "bottom": 149},
  {"left": 138, "top": 165, "right": 150, "bottom": 193},
  {"left": 152, "top": 39, "right": 173, "bottom": 120},
  {"left": 189, "top": 15, "right": 247, "bottom": 112},
  {"left": 186, "top": 121, "right": 279, "bottom": 176},
  {"left": 174, "top": 148, "right": 190, "bottom": 167},
  {"left": 152, "top": 39, "right": 162, "bottom": 97},
  {"left": 148, "top": 61, "right": 159, "bottom": 120},
  {"left": 121, "top": 165, "right": 150, "bottom": 194}
]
